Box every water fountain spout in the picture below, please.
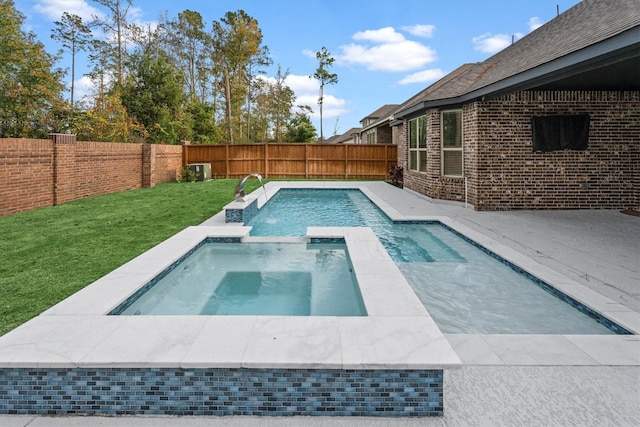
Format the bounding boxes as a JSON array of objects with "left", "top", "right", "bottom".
[{"left": 235, "top": 173, "right": 267, "bottom": 202}]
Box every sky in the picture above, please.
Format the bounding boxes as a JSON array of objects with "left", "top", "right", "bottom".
[{"left": 14, "top": 0, "right": 582, "bottom": 138}]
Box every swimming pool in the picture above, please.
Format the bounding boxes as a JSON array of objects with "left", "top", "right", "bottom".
[
  {"left": 111, "top": 241, "right": 366, "bottom": 316},
  {"left": 1, "top": 182, "right": 636, "bottom": 418},
  {"left": 245, "top": 188, "right": 628, "bottom": 335}
]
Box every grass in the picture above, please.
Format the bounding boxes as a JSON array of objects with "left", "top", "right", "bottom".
[{"left": 0, "top": 179, "right": 265, "bottom": 336}]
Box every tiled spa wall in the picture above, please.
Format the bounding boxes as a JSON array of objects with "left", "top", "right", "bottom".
[
  {"left": 0, "top": 367, "right": 444, "bottom": 417},
  {"left": 225, "top": 199, "right": 258, "bottom": 224}
]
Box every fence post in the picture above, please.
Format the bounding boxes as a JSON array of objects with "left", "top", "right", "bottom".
[
  {"left": 305, "top": 144, "right": 309, "bottom": 179},
  {"left": 181, "top": 141, "right": 190, "bottom": 168},
  {"left": 225, "top": 145, "right": 230, "bottom": 178},
  {"left": 344, "top": 144, "right": 348, "bottom": 179},
  {"left": 264, "top": 143, "right": 269, "bottom": 178}
]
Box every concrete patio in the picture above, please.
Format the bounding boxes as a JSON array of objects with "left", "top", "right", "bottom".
[{"left": 2, "top": 181, "right": 638, "bottom": 426}]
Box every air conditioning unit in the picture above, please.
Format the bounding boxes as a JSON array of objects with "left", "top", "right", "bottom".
[{"left": 186, "top": 163, "right": 212, "bottom": 181}]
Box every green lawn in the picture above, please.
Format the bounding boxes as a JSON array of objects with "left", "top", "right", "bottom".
[{"left": 0, "top": 179, "right": 265, "bottom": 336}]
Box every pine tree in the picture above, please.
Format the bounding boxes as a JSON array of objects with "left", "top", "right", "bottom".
[
  {"left": 312, "top": 46, "right": 338, "bottom": 142},
  {"left": 51, "top": 12, "right": 92, "bottom": 107}
]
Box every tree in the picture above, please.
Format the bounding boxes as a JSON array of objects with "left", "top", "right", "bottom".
[
  {"left": 128, "top": 14, "right": 167, "bottom": 54},
  {"left": 90, "top": 0, "right": 133, "bottom": 85},
  {"left": 74, "top": 90, "right": 146, "bottom": 142},
  {"left": 268, "top": 65, "right": 295, "bottom": 141},
  {"left": 85, "top": 39, "right": 116, "bottom": 108},
  {"left": 285, "top": 106, "right": 317, "bottom": 142},
  {"left": 244, "top": 45, "right": 272, "bottom": 141},
  {"left": 189, "top": 101, "right": 221, "bottom": 144},
  {"left": 166, "top": 10, "right": 209, "bottom": 102},
  {"left": 312, "top": 46, "right": 338, "bottom": 141},
  {"left": 248, "top": 77, "right": 272, "bottom": 141},
  {"left": 51, "top": 12, "right": 92, "bottom": 107},
  {"left": 120, "top": 49, "right": 190, "bottom": 143},
  {"left": 0, "top": 0, "right": 66, "bottom": 137},
  {"left": 212, "top": 10, "right": 268, "bottom": 143}
]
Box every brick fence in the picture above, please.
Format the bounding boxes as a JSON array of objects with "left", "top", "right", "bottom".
[{"left": 0, "top": 135, "right": 182, "bottom": 217}]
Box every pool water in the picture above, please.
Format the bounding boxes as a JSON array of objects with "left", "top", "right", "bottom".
[
  {"left": 247, "top": 189, "right": 620, "bottom": 334},
  {"left": 115, "top": 242, "right": 366, "bottom": 316}
]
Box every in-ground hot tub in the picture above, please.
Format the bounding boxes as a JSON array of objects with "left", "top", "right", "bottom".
[{"left": 110, "top": 240, "right": 366, "bottom": 317}]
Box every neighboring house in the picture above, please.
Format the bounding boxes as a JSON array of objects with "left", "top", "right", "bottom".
[
  {"left": 359, "top": 104, "right": 399, "bottom": 144},
  {"left": 322, "top": 127, "right": 362, "bottom": 144},
  {"left": 391, "top": 0, "right": 639, "bottom": 210}
]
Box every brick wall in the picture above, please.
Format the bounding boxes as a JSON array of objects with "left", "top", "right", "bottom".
[
  {"left": 0, "top": 138, "right": 54, "bottom": 215},
  {"left": 72, "top": 140, "right": 143, "bottom": 203},
  {"left": 399, "top": 90, "right": 639, "bottom": 210},
  {"left": 147, "top": 144, "right": 183, "bottom": 184},
  {"left": 0, "top": 135, "right": 184, "bottom": 217}
]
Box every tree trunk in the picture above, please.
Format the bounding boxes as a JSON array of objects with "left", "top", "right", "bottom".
[{"left": 224, "top": 69, "right": 233, "bottom": 143}]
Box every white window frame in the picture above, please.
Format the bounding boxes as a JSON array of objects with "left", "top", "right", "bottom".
[
  {"left": 408, "top": 115, "right": 427, "bottom": 172},
  {"left": 441, "top": 110, "right": 463, "bottom": 177}
]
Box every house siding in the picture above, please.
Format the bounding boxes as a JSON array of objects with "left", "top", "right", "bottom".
[{"left": 398, "top": 90, "right": 639, "bottom": 211}]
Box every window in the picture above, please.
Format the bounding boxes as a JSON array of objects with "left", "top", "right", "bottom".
[
  {"left": 408, "top": 116, "right": 427, "bottom": 172},
  {"left": 441, "top": 110, "right": 463, "bottom": 176},
  {"left": 366, "top": 129, "right": 377, "bottom": 144}
]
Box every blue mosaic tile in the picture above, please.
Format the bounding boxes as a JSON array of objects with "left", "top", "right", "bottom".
[
  {"left": 0, "top": 368, "right": 444, "bottom": 417},
  {"left": 309, "top": 238, "right": 346, "bottom": 244},
  {"left": 225, "top": 199, "right": 259, "bottom": 224},
  {"left": 225, "top": 209, "right": 243, "bottom": 223}
]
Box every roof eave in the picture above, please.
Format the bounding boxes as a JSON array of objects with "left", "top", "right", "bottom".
[{"left": 393, "top": 27, "right": 640, "bottom": 120}]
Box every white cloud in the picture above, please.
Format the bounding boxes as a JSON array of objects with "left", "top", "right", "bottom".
[
  {"left": 528, "top": 17, "right": 543, "bottom": 31},
  {"left": 339, "top": 39, "right": 436, "bottom": 72},
  {"left": 73, "top": 75, "right": 94, "bottom": 102},
  {"left": 353, "top": 27, "right": 405, "bottom": 43},
  {"left": 473, "top": 33, "right": 515, "bottom": 54},
  {"left": 283, "top": 74, "right": 349, "bottom": 119},
  {"left": 397, "top": 68, "right": 446, "bottom": 85},
  {"left": 258, "top": 73, "right": 349, "bottom": 119},
  {"left": 474, "top": 15, "right": 544, "bottom": 55},
  {"left": 34, "top": 0, "right": 102, "bottom": 22},
  {"left": 285, "top": 74, "right": 319, "bottom": 94},
  {"left": 301, "top": 49, "right": 316, "bottom": 59},
  {"left": 337, "top": 26, "right": 437, "bottom": 72},
  {"left": 34, "top": 0, "right": 147, "bottom": 42},
  {"left": 401, "top": 24, "right": 436, "bottom": 38},
  {"left": 301, "top": 94, "right": 349, "bottom": 120}
]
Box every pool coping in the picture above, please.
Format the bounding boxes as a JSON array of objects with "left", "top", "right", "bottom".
[{"left": 0, "top": 181, "right": 637, "bottom": 370}]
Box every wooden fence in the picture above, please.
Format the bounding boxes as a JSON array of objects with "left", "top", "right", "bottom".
[{"left": 183, "top": 143, "right": 398, "bottom": 180}]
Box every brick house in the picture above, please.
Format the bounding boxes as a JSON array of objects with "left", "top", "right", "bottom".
[
  {"left": 391, "top": 0, "right": 639, "bottom": 210},
  {"left": 360, "top": 104, "right": 399, "bottom": 144}
]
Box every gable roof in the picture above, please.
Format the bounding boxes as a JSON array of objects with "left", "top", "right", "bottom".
[
  {"left": 322, "top": 127, "right": 362, "bottom": 144},
  {"left": 360, "top": 104, "right": 399, "bottom": 123},
  {"left": 360, "top": 104, "right": 401, "bottom": 132},
  {"left": 394, "top": 0, "right": 640, "bottom": 120}
]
